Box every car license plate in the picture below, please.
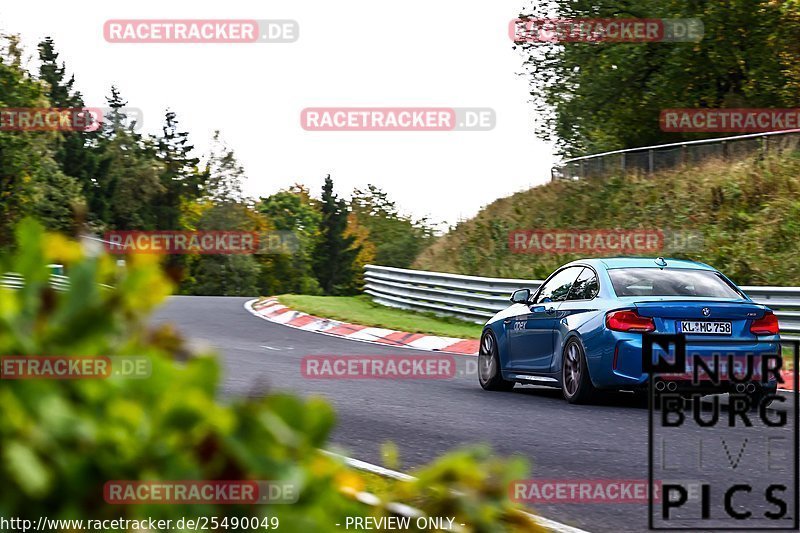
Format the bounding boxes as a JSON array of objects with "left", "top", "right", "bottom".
[{"left": 677, "top": 320, "right": 732, "bottom": 335}]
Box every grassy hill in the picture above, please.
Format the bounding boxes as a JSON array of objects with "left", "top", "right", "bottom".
[{"left": 413, "top": 153, "right": 800, "bottom": 285}]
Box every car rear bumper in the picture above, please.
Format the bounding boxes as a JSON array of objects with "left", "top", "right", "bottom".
[{"left": 586, "top": 330, "right": 782, "bottom": 389}]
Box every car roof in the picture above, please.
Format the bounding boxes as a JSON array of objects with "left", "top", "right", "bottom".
[{"left": 563, "top": 257, "right": 716, "bottom": 271}]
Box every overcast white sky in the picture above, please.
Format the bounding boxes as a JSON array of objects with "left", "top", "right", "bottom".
[{"left": 0, "top": 0, "right": 555, "bottom": 227}]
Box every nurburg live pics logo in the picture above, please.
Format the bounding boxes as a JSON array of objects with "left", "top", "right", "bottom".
[{"left": 644, "top": 334, "right": 799, "bottom": 530}]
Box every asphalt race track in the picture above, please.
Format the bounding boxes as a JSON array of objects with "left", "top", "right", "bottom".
[{"left": 152, "top": 296, "right": 798, "bottom": 533}]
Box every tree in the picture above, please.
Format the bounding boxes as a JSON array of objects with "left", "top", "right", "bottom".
[
  {"left": 203, "top": 131, "right": 244, "bottom": 203},
  {"left": 26, "top": 156, "right": 84, "bottom": 234},
  {"left": 185, "top": 253, "right": 261, "bottom": 296},
  {"left": 103, "top": 84, "right": 131, "bottom": 134},
  {"left": 342, "top": 211, "right": 375, "bottom": 293},
  {"left": 349, "top": 185, "right": 434, "bottom": 268},
  {"left": 37, "top": 37, "right": 82, "bottom": 107},
  {"left": 85, "top": 86, "right": 165, "bottom": 230},
  {"left": 152, "top": 110, "right": 204, "bottom": 229},
  {"left": 37, "top": 37, "right": 98, "bottom": 227},
  {"left": 259, "top": 185, "right": 321, "bottom": 232},
  {"left": 103, "top": 133, "right": 164, "bottom": 229},
  {"left": 257, "top": 185, "right": 322, "bottom": 295},
  {"left": 516, "top": 0, "right": 800, "bottom": 157},
  {"left": 180, "top": 141, "right": 261, "bottom": 296},
  {"left": 180, "top": 201, "right": 265, "bottom": 296},
  {"left": 313, "top": 175, "right": 360, "bottom": 295},
  {"left": 0, "top": 34, "right": 84, "bottom": 243}
]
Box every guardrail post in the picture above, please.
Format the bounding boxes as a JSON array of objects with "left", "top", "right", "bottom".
[
  {"left": 620, "top": 153, "right": 626, "bottom": 174},
  {"left": 648, "top": 149, "right": 654, "bottom": 174},
  {"left": 721, "top": 140, "right": 728, "bottom": 160},
  {"left": 579, "top": 160, "right": 585, "bottom": 179}
]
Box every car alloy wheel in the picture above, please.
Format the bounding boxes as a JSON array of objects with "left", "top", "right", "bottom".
[
  {"left": 563, "top": 342, "right": 581, "bottom": 397},
  {"left": 478, "top": 331, "right": 515, "bottom": 391},
  {"left": 479, "top": 333, "right": 496, "bottom": 383},
  {"left": 561, "top": 338, "right": 596, "bottom": 403}
]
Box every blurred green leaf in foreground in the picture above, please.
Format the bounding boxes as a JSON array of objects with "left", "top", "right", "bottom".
[{"left": 0, "top": 219, "right": 543, "bottom": 532}]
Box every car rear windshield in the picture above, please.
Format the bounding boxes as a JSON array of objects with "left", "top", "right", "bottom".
[{"left": 608, "top": 268, "right": 745, "bottom": 298}]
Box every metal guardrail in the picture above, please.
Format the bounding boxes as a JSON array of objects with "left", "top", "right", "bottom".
[
  {"left": 363, "top": 265, "right": 800, "bottom": 339},
  {"left": 551, "top": 129, "right": 800, "bottom": 181},
  {"left": 1, "top": 274, "right": 71, "bottom": 292},
  {"left": 364, "top": 265, "right": 543, "bottom": 322}
]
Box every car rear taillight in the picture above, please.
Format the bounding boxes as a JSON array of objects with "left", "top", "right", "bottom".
[
  {"left": 606, "top": 310, "right": 655, "bottom": 333},
  {"left": 750, "top": 311, "right": 779, "bottom": 335}
]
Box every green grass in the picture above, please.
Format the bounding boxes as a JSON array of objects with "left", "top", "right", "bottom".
[
  {"left": 275, "top": 294, "right": 482, "bottom": 339},
  {"left": 414, "top": 153, "right": 800, "bottom": 285}
]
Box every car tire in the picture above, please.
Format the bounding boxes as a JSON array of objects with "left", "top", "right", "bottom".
[
  {"left": 478, "top": 330, "right": 515, "bottom": 392},
  {"left": 561, "top": 337, "right": 596, "bottom": 404}
]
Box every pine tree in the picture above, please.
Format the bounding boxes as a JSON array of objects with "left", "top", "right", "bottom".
[
  {"left": 153, "top": 110, "right": 203, "bottom": 229},
  {"left": 37, "top": 37, "right": 96, "bottom": 227},
  {"left": 104, "top": 85, "right": 129, "bottom": 134},
  {"left": 313, "top": 175, "right": 360, "bottom": 295},
  {"left": 92, "top": 86, "right": 163, "bottom": 229},
  {"left": 203, "top": 131, "right": 244, "bottom": 203},
  {"left": 38, "top": 37, "right": 82, "bottom": 107}
]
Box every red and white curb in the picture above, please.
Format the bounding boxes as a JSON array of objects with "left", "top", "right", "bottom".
[{"left": 245, "top": 298, "right": 479, "bottom": 355}]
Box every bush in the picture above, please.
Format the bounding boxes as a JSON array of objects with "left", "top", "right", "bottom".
[{"left": 0, "top": 220, "right": 543, "bottom": 532}]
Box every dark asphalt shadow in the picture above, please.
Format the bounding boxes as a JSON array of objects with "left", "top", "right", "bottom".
[{"left": 513, "top": 385, "right": 649, "bottom": 409}]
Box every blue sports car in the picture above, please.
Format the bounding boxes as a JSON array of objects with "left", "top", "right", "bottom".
[{"left": 478, "top": 257, "right": 782, "bottom": 404}]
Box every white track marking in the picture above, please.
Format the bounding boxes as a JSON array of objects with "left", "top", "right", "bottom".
[
  {"left": 322, "top": 450, "right": 592, "bottom": 533},
  {"left": 271, "top": 310, "right": 303, "bottom": 324},
  {"left": 346, "top": 327, "right": 396, "bottom": 341},
  {"left": 299, "top": 319, "right": 329, "bottom": 331},
  {"left": 406, "top": 335, "right": 462, "bottom": 351},
  {"left": 321, "top": 450, "right": 414, "bottom": 481}
]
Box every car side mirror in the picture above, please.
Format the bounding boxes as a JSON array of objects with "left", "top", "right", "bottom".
[{"left": 510, "top": 288, "right": 531, "bottom": 304}]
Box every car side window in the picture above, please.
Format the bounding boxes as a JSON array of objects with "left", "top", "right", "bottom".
[
  {"left": 567, "top": 267, "right": 599, "bottom": 301},
  {"left": 535, "top": 266, "right": 583, "bottom": 304}
]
